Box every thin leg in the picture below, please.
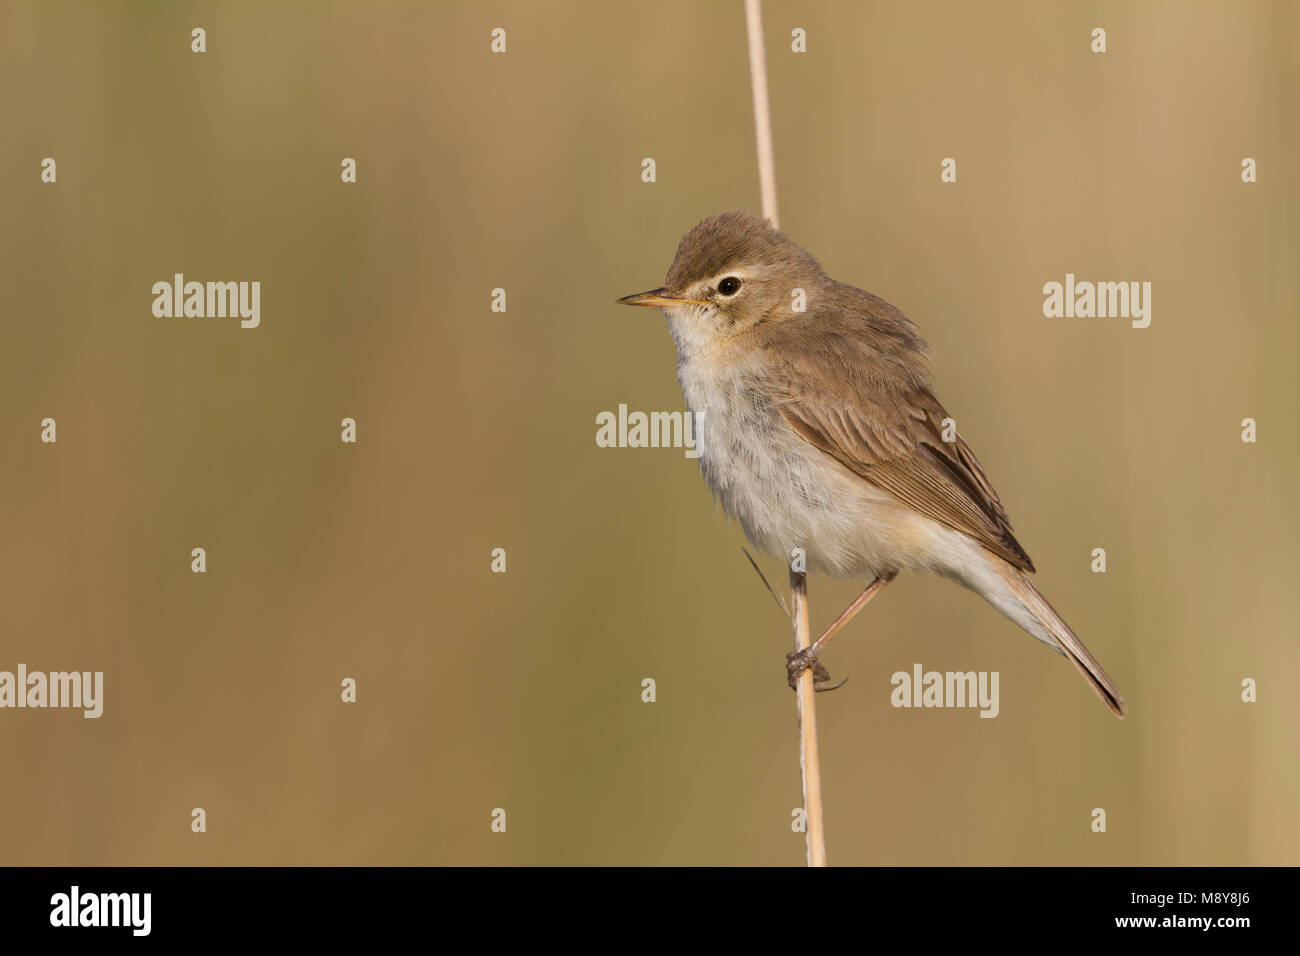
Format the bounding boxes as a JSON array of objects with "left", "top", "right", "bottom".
[
  {"left": 810, "top": 572, "right": 896, "bottom": 656},
  {"left": 787, "top": 572, "right": 896, "bottom": 692}
]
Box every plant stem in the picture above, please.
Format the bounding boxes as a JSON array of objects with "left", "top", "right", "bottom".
[
  {"left": 744, "top": 0, "right": 779, "bottom": 227},
  {"left": 790, "top": 569, "right": 827, "bottom": 866}
]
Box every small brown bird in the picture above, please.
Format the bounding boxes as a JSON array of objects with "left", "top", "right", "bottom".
[{"left": 618, "top": 210, "right": 1127, "bottom": 717}]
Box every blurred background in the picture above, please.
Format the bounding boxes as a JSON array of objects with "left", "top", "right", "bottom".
[{"left": 0, "top": 0, "right": 1295, "bottom": 865}]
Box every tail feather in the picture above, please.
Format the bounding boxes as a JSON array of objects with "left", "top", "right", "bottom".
[{"left": 994, "top": 562, "right": 1128, "bottom": 719}]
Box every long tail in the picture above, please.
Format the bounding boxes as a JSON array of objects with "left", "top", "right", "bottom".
[{"left": 992, "top": 560, "right": 1128, "bottom": 719}]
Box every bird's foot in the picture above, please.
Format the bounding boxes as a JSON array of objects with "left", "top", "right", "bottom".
[{"left": 786, "top": 649, "right": 849, "bottom": 693}]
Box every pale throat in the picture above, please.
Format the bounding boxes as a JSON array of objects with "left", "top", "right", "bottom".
[{"left": 663, "top": 303, "right": 723, "bottom": 364}]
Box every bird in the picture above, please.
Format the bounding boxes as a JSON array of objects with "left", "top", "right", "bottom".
[{"left": 618, "top": 209, "right": 1127, "bottom": 718}]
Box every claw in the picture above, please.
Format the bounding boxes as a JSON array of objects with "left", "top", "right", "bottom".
[
  {"left": 814, "top": 675, "right": 850, "bottom": 693},
  {"left": 787, "top": 648, "right": 846, "bottom": 692}
]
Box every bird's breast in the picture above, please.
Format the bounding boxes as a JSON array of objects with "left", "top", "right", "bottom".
[{"left": 674, "top": 353, "right": 890, "bottom": 576}]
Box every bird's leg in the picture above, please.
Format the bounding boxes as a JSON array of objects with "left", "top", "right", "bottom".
[
  {"left": 786, "top": 572, "right": 897, "bottom": 692},
  {"left": 809, "top": 571, "right": 896, "bottom": 658}
]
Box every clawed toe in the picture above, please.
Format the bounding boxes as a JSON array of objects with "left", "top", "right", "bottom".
[{"left": 786, "top": 648, "right": 846, "bottom": 692}]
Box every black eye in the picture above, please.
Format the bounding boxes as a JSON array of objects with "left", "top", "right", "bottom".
[{"left": 717, "top": 276, "right": 741, "bottom": 296}]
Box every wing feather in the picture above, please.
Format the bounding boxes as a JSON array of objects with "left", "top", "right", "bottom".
[{"left": 761, "top": 286, "right": 1035, "bottom": 572}]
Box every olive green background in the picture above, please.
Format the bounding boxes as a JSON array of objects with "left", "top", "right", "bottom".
[{"left": 1, "top": 0, "right": 1295, "bottom": 865}]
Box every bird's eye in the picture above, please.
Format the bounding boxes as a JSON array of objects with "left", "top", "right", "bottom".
[{"left": 717, "top": 276, "right": 742, "bottom": 296}]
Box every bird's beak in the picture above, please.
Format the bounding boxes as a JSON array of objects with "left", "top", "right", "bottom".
[{"left": 617, "top": 287, "right": 687, "bottom": 308}]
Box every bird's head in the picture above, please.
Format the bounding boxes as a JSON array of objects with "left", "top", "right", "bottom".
[{"left": 617, "top": 209, "right": 822, "bottom": 354}]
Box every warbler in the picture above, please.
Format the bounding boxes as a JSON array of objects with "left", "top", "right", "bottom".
[{"left": 619, "top": 210, "right": 1126, "bottom": 717}]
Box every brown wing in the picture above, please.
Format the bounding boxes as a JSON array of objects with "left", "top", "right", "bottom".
[{"left": 761, "top": 292, "right": 1035, "bottom": 572}]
